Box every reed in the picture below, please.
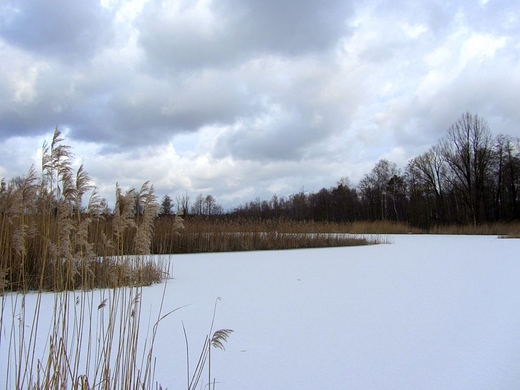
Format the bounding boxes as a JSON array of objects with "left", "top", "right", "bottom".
[
  {"left": 152, "top": 217, "right": 383, "bottom": 254},
  {"left": 428, "top": 222, "right": 520, "bottom": 236},
  {"left": 0, "top": 129, "right": 168, "bottom": 293},
  {"left": 1, "top": 284, "right": 183, "bottom": 389},
  {"left": 184, "top": 298, "right": 233, "bottom": 390},
  {"left": 0, "top": 129, "right": 183, "bottom": 389},
  {"left": 339, "top": 220, "right": 423, "bottom": 234}
]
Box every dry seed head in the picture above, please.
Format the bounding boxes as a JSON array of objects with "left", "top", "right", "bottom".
[
  {"left": 134, "top": 182, "right": 160, "bottom": 255},
  {"left": 98, "top": 298, "right": 107, "bottom": 310},
  {"left": 12, "top": 225, "right": 26, "bottom": 256},
  {"left": 113, "top": 183, "right": 137, "bottom": 239},
  {"left": 74, "top": 164, "right": 93, "bottom": 208},
  {"left": 87, "top": 188, "right": 103, "bottom": 216},
  {"left": 211, "top": 329, "right": 234, "bottom": 350}
]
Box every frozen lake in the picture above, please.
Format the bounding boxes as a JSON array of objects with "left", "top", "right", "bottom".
[
  {"left": 2, "top": 234, "right": 520, "bottom": 389},
  {"left": 159, "top": 234, "right": 520, "bottom": 389}
]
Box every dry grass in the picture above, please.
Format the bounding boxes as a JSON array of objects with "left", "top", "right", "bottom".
[
  {"left": 184, "top": 298, "right": 233, "bottom": 390},
  {"left": 0, "top": 129, "right": 168, "bottom": 293},
  {"left": 152, "top": 217, "right": 385, "bottom": 254},
  {"left": 428, "top": 222, "right": 520, "bottom": 237},
  {"left": 1, "top": 285, "right": 181, "bottom": 389},
  {"left": 341, "top": 220, "right": 424, "bottom": 234},
  {"left": 0, "top": 129, "right": 181, "bottom": 389}
]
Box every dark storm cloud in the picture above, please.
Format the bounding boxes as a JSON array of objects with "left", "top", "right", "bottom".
[
  {"left": 0, "top": 0, "right": 116, "bottom": 141},
  {"left": 219, "top": 0, "right": 352, "bottom": 53},
  {"left": 69, "top": 69, "right": 259, "bottom": 148},
  {"left": 0, "top": 56, "right": 89, "bottom": 140},
  {"left": 0, "top": 0, "right": 114, "bottom": 61},
  {"left": 137, "top": 0, "right": 353, "bottom": 72},
  {"left": 0, "top": 0, "right": 356, "bottom": 151}
]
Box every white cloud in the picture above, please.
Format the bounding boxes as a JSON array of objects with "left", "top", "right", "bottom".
[
  {"left": 401, "top": 22, "right": 429, "bottom": 39},
  {"left": 462, "top": 33, "right": 507, "bottom": 62},
  {"left": 11, "top": 65, "right": 41, "bottom": 104}
]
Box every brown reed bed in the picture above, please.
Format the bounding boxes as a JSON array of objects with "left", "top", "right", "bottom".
[
  {"left": 0, "top": 129, "right": 169, "bottom": 293},
  {"left": 428, "top": 222, "right": 520, "bottom": 237},
  {"left": 151, "top": 218, "right": 520, "bottom": 255},
  {"left": 339, "top": 220, "right": 424, "bottom": 235},
  {"left": 151, "top": 217, "right": 390, "bottom": 254},
  {"left": 0, "top": 129, "right": 187, "bottom": 389}
]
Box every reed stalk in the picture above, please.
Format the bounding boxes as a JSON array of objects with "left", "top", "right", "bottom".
[{"left": 0, "top": 129, "right": 180, "bottom": 389}]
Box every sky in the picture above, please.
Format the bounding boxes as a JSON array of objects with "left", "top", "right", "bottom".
[{"left": 1, "top": 0, "right": 519, "bottom": 210}]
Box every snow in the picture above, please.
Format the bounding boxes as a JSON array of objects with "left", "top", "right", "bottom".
[{"left": 3, "top": 235, "right": 520, "bottom": 389}]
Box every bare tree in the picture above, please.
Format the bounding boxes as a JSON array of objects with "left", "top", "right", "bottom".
[
  {"left": 160, "top": 194, "right": 173, "bottom": 216},
  {"left": 359, "top": 159, "right": 399, "bottom": 220},
  {"left": 408, "top": 145, "right": 449, "bottom": 222},
  {"left": 440, "top": 112, "right": 493, "bottom": 225},
  {"left": 190, "top": 194, "right": 222, "bottom": 216},
  {"left": 204, "top": 195, "right": 216, "bottom": 216},
  {"left": 175, "top": 192, "right": 190, "bottom": 215},
  {"left": 191, "top": 194, "right": 204, "bottom": 215},
  {"left": 493, "top": 134, "right": 520, "bottom": 219}
]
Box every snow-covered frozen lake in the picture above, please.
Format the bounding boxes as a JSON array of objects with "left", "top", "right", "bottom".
[{"left": 3, "top": 234, "right": 520, "bottom": 389}]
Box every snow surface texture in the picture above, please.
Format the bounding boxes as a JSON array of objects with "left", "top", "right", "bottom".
[{"left": 3, "top": 235, "right": 520, "bottom": 389}]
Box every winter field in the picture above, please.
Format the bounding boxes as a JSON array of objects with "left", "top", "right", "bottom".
[{"left": 2, "top": 234, "right": 520, "bottom": 389}]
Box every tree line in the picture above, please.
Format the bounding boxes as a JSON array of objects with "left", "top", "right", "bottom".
[
  {"left": 159, "top": 192, "right": 223, "bottom": 217},
  {"left": 158, "top": 112, "right": 519, "bottom": 227},
  {"left": 226, "top": 113, "right": 520, "bottom": 228}
]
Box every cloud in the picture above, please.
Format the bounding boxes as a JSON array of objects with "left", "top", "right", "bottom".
[
  {"left": 215, "top": 107, "right": 315, "bottom": 161},
  {"left": 1, "top": 0, "right": 520, "bottom": 210},
  {"left": 0, "top": 0, "right": 115, "bottom": 62},
  {"left": 136, "top": 0, "right": 353, "bottom": 72}
]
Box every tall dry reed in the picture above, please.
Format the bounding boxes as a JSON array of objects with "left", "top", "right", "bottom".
[
  {"left": 0, "top": 128, "right": 167, "bottom": 292},
  {"left": 0, "top": 129, "right": 187, "bottom": 389},
  {"left": 152, "top": 217, "right": 385, "bottom": 254},
  {"left": 428, "top": 222, "right": 520, "bottom": 236}
]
